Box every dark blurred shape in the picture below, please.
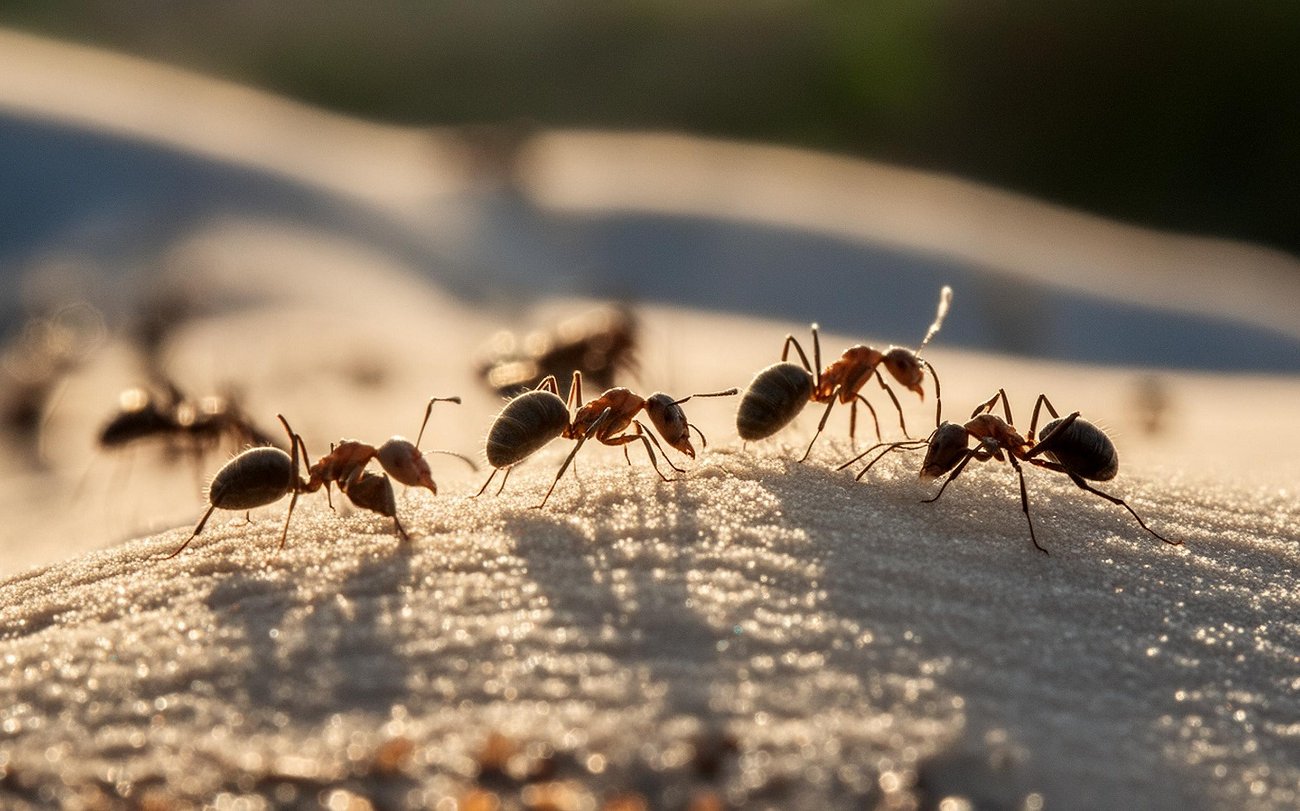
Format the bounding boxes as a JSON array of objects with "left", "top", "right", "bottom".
[
  {"left": 476, "top": 304, "right": 638, "bottom": 397},
  {"left": 98, "top": 376, "right": 283, "bottom": 459},
  {"left": 0, "top": 301, "right": 105, "bottom": 448},
  {"left": 1131, "top": 374, "right": 1173, "bottom": 436},
  {"left": 1, "top": 1, "right": 1294, "bottom": 254}
]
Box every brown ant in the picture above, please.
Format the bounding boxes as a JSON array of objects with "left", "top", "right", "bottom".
[
  {"left": 735, "top": 286, "right": 952, "bottom": 461},
  {"left": 304, "top": 396, "right": 474, "bottom": 522},
  {"left": 476, "top": 305, "right": 638, "bottom": 397},
  {"left": 474, "top": 370, "right": 737, "bottom": 508},
  {"left": 841, "top": 389, "right": 1178, "bottom": 554},
  {"left": 162, "top": 407, "right": 437, "bottom": 558}
]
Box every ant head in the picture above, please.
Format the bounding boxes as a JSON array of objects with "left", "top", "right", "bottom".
[
  {"left": 920, "top": 421, "right": 969, "bottom": 480},
  {"left": 882, "top": 348, "right": 926, "bottom": 397},
  {"left": 645, "top": 393, "right": 694, "bottom": 457},
  {"left": 377, "top": 437, "right": 436, "bottom": 493}
]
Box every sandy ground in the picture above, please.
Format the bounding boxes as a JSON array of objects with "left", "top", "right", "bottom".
[{"left": 2, "top": 29, "right": 1300, "bottom": 810}]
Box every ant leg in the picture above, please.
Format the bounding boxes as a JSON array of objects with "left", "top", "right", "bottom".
[
  {"left": 495, "top": 467, "right": 511, "bottom": 496},
  {"left": 603, "top": 430, "right": 675, "bottom": 481},
  {"left": 161, "top": 504, "right": 217, "bottom": 559},
  {"left": 972, "top": 389, "right": 1013, "bottom": 423},
  {"left": 781, "top": 333, "right": 816, "bottom": 378},
  {"left": 874, "top": 370, "right": 909, "bottom": 438},
  {"left": 688, "top": 423, "right": 709, "bottom": 450},
  {"left": 392, "top": 513, "right": 409, "bottom": 542},
  {"left": 837, "top": 439, "right": 898, "bottom": 471},
  {"left": 1007, "top": 454, "right": 1048, "bottom": 554},
  {"left": 472, "top": 468, "right": 499, "bottom": 498},
  {"left": 631, "top": 420, "right": 681, "bottom": 476},
  {"left": 1029, "top": 395, "right": 1060, "bottom": 439},
  {"left": 536, "top": 375, "right": 560, "bottom": 395},
  {"left": 799, "top": 398, "right": 838, "bottom": 463},
  {"left": 812, "top": 324, "right": 822, "bottom": 384},
  {"left": 852, "top": 393, "right": 882, "bottom": 442},
  {"left": 565, "top": 370, "right": 584, "bottom": 414},
  {"left": 275, "top": 483, "right": 300, "bottom": 553},
  {"left": 922, "top": 450, "right": 977, "bottom": 503},
  {"left": 1060, "top": 471, "right": 1179, "bottom": 545},
  {"left": 854, "top": 440, "right": 929, "bottom": 481},
  {"left": 1023, "top": 412, "right": 1081, "bottom": 460},
  {"left": 535, "top": 408, "right": 610, "bottom": 509}
]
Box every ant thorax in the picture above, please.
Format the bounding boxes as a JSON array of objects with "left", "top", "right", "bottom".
[
  {"left": 964, "top": 414, "right": 1026, "bottom": 450},
  {"left": 817, "top": 346, "right": 885, "bottom": 398}
]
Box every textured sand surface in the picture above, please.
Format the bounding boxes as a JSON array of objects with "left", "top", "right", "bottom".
[{"left": 2, "top": 29, "right": 1299, "bottom": 810}]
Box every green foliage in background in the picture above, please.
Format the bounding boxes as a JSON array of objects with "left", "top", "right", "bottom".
[{"left": 3, "top": 0, "right": 1295, "bottom": 253}]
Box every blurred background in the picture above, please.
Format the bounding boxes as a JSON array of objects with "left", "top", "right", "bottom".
[{"left": 3, "top": 0, "right": 1296, "bottom": 253}]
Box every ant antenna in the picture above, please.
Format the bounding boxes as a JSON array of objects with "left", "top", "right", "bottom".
[
  {"left": 414, "top": 396, "right": 462, "bottom": 448},
  {"left": 917, "top": 286, "right": 953, "bottom": 356},
  {"left": 418, "top": 448, "right": 480, "bottom": 472},
  {"left": 672, "top": 387, "right": 740, "bottom": 406}
]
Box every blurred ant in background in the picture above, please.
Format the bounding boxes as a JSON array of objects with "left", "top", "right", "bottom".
[
  {"left": 476, "top": 304, "right": 638, "bottom": 397},
  {"left": 0, "top": 302, "right": 106, "bottom": 458},
  {"left": 736, "top": 286, "right": 951, "bottom": 461},
  {"left": 475, "top": 370, "right": 736, "bottom": 508},
  {"left": 98, "top": 377, "right": 283, "bottom": 459}
]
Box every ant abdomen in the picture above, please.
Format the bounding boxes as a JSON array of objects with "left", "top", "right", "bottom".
[
  {"left": 736, "top": 362, "right": 815, "bottom": 441},
  {"left": 485, "top": 390, "right": 570, "bottom": 468},
  {"left": 1038, "top": 417, "right": 1119, "bottom": 481},
  {"left": 208, "top": 446, "right": 294, "bottom": 510}
]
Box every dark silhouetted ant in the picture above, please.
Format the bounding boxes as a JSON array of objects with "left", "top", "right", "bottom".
[
  {"left": 476, "top": 305, "right": 638, "bottom": 397},
  {"left": 842, "top": 389, "right": 1178, "bottom": 554},
  {"left": 162, "top": 399, "right": 471, "bottom": 557},
  {"left": 736, "top": 286, "right": 951, "bottom": 461},
  {"left": 475, "top": 370, "right": 737, "bottom": 508},
  {"left": 163, "top": 414, "right": 312, "bottom": 558},
  {"left": 99, "top": 378, "right": 282, "bottom": 456}
]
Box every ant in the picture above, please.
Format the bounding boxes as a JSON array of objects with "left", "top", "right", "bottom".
[
  {"left": 840, "top": 389, "right": 1178, "bottom": 554},
  {"left": 474, "top": 370, "right": 737, "bottom": 508},
  {"left": 163, "top": 414, "right": 315, "bottom": 558},
  {"left": 735, "top": 286, "right": 952, "bottom": 462},
  {"left": 162, "top": 404, "right": 445, "bottom": 558},
  {"left": 99, "top": 378, "right": 282, "bottom": 456},
  {"left": 304, "top": 396, "right": 474, "bottom": 515},
  {"left": 476, "top": 305, "right": 638, "bottom": 397}
]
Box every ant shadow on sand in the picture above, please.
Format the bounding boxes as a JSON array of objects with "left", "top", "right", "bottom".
[
  {"left": 202, "top": 542, "right": 415, "bottom": 724},
  {"left": 751, "top": 449, "right": 1284, "bottom": 809}
]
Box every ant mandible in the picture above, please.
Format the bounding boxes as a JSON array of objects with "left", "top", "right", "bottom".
[
  {"left": 843, "top": 389, "right": 1179, "bottom": 554},
  {"left": 736, "top": 286, "right": 951, "bottom": 461},
  {"left": 475, "top": 370, "right": 737, "bottom": 509}
]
